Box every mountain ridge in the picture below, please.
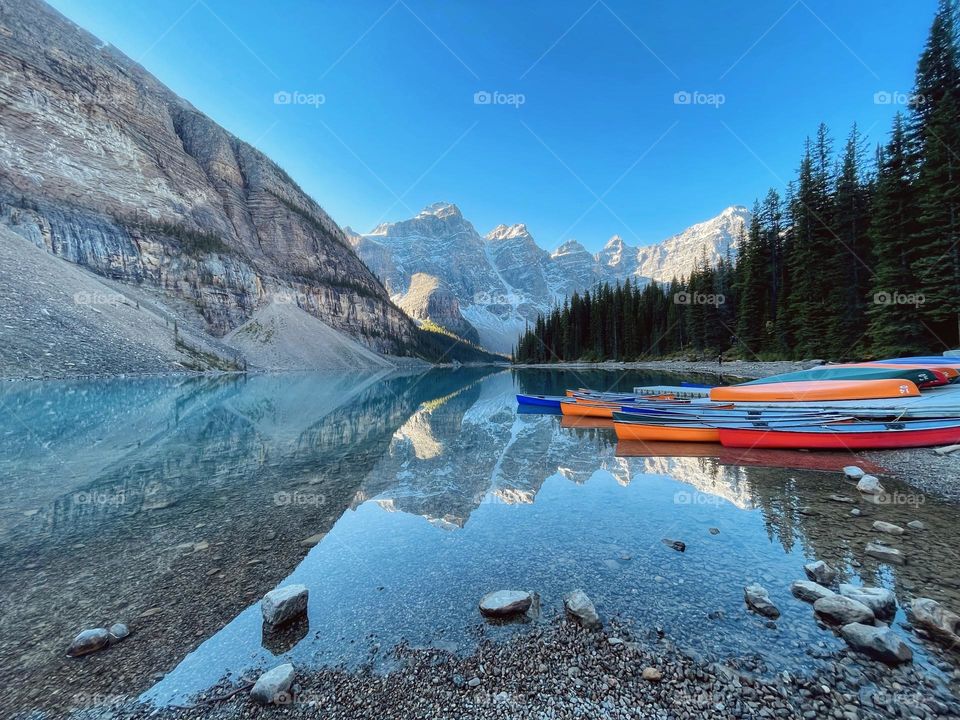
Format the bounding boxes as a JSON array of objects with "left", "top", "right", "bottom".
[{"left": 351, "top": 203, "right": 750, "bottom": 352}]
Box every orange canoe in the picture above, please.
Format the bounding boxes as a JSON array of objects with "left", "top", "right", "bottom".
[
  {"left": 560, "top": 401, "right": 617, "bottom": 418},
  {"left": 613, "top": 421, "right": 720, "bottom": 442},
  {"left": 710, "top": 379, "right": 921, "bottom": 403}
]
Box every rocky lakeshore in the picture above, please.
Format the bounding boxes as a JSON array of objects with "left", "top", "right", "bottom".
[{"left": 83, "top": 613, "right": 959, "bottom": 720}]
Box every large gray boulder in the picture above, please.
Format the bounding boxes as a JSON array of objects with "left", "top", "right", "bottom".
[
  {"left": 66, "top": 628, "right": 111, "bottom": 657},
  {"left": 478, "top": 590, "right": 532, "bottom": 618},
  {"left": 564, "top": 589, "right": 601, "bottom": 629},
  {"left": 865, "top": 542, "right": 906, "bottom": 565},
  {"left": 790, "top": 580, "right": 835, "bottom": 604},
  {"left": 261, "top": 584, "right": 309, "bottom": 626},
  {"left": 872, "top": 520, "right": 904, "bottom": 535},
  {"left": 250, "top": 663, "right": 295, "bottom": 705},
  {"left": 840, "top": 623, "right": 912, "bottom": 664},
  {"left": 838, "top": 584, "right": 897, "bottom": 620},
  {"left": 906, "top": 598, "right": 960, "bottom": 647},
  {"left": 803, "top": 560, "right": 837, "bottom": 586},
  {"left": 814, "top": 595, "right": 875, "bottom": 625},
  {"left": 744, "top": 584, "right": 780, "bottom": 619}
]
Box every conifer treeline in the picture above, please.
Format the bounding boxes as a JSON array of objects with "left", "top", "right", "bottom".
[{"left": 514, "top": 1, "right": 960, "bottom": 364}]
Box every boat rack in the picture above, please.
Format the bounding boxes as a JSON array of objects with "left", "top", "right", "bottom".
[{"left": 633, "top": 385, "right": 711, "bottom": 399}]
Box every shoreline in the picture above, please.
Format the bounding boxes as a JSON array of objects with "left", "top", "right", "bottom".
[
  {"left": 107, "top": 616, "right": 958, "bottom": 720},
  {"left": 512, "top": 359, "right": 816, "bottom": 379}
]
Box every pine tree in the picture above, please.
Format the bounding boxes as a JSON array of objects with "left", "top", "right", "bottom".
[
  {"left": 866, "top": 114, "right": 927, "bottom": 356},
  {"left": 910, "top": 0, "right": 960, "bottom": 348}
]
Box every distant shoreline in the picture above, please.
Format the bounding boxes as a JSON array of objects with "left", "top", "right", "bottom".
[{"left": 510, "top": 359, "right": 816, "bottom": 380}]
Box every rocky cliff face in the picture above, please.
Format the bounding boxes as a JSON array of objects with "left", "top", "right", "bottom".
[
  {"left": 351, "top": 203, "right": 749, "bottom": 353},
  {"left": 0, "top": 0, "right": 422, "bottom": 356},
  {"left": 396, "top": 273, "right": 481, "bottom": 345}
]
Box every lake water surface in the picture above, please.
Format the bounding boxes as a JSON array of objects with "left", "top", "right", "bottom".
[{"left": 1, "top": 368, "right": 958, "bottom": 716}]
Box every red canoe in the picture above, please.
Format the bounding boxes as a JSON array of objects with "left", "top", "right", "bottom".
[{"left": 718, "top": 419, "right": 960, "bottom": 450}]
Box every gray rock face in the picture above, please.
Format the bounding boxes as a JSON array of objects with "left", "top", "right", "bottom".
[
  {"left": 906, "top": 598, "right": 960, "bottom": 647},
  {"left": 0, "top": 0, "right": 428, "bottom": 361},
  {"left": 564, "top": 589, "right": 601, "bottom": 629},
  {"left": 814, "top": 595, "right": 875, "bottom": 626},
  {"left": 865, "top": 542, "right": 906, "bottom": 565},
  {"left": 843, "top": 466, "right": 865, "bottom": 480},
  {"left": 840, "top": 623, "right": 913, "bottom": 664},
  {"left": 791, "top": 580, "right": 835, "bottom": 604},
  {"left": 872, "top": 520, "right": 905, "bottom": 535},
  {"left": 478, "top": 590, "right": 532, "bottom": 618},
  {"left": 804, "top": 560, "right": 837, "bottom": 586},
  {"left": 856, "top": 475, "right": 884, "bottom": 495},
  {"left": 838, "top": 585, "right": 897, "bottom": 620},
  {"left": 261, "top": 584, "right": 309, "bottom": 626},
  {"left": 66, "top": 628, "right": 111, "bottom": 657},
  {"left": 744, "top": 584, "right": 780, "bottom": 619},
  {"left": 250, "top": 663, "right": 295, "bottom": 705}
]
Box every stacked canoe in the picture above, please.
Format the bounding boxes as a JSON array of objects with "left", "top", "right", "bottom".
[{"left": 516, "top": 355, "right": 960, "bottom": 450}]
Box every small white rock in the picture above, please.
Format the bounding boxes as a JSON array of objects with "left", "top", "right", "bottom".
[
  {"left": 843, "top": 465, "right": 865, "bottom": 480},
  {"left": 856, "top": 475, "right": 884, "bottom": 495},
  {"left": 250, "top": 663, "right": 295, "bottom": 705}
]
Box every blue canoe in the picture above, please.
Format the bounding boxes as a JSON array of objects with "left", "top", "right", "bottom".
[{"left": 516, "top": 394, "right": 566, "bottom": 409}]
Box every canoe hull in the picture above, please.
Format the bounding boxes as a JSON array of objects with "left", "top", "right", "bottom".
[
  {"left": 744, "top": 367, "right": 937, "bottom": 387},
  {"left": 710, "top": 379, "right": 920, "bottom": 403},
  {"left": 718, "top": 425, "right": 960, "bottom": 450},
  {"left": 516, "top": 394, "right": 565, "bottom": 409},
  {"left": 614, "top": 422, "right": 719, "bottom": 442},
  {"left": 560, "top": 401, "right": 615, "bottom": 419}
]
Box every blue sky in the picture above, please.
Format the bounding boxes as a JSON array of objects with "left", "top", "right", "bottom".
[{"left": 49, "top": 0, "right": 935, "bottom": 251}]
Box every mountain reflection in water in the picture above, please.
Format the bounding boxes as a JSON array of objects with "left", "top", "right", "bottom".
[{"left": 0, "top": 368, "right": 957, "bottom": 714}]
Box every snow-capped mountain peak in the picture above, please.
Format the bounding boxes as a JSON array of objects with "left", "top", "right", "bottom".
[
  {"left": 485, "top": 223, "right": 531, "bottom": 242},
  {"left": 351, "top": 204, "right": 749, "bottom": 353},
  {"left": 419, "top": 201, "right": 462, "bottom": 220},
  {"left": 551, "top": 239, "right": 590, "bottom": 257}
]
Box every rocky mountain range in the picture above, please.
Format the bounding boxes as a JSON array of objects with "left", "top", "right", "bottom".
[
  {"left": 0, "top": 0, "right": 496, "bottom": 376},
  {"left": 349, "top": 204, "right": 750, "bottom": 353}
]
